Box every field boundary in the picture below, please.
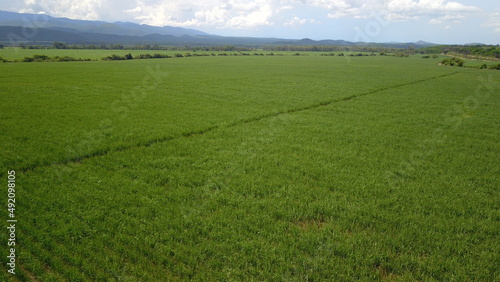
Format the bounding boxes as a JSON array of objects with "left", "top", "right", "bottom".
[{"left": 11, "top": 71, "right": 460, "bottom": 175}]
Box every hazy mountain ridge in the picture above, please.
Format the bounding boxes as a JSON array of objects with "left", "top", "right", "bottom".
[
  {"left": 0, "top": 10, "right": 209, "bottom": 37},
  {"left": 0, "top": 10, "right": 440, "bottom": 47}
]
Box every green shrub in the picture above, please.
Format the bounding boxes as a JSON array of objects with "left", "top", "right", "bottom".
[
  {"left": 395, "top": 52, "right": 409, "bottom": 57},
  {"left": 489, "top": 63, "right": 500, "bottom": 70},
  {"left": 32, "top": 54, "right": 50, "bottom": 61},
  {"left": 152, "top": 53, "right": 170, "bottom": 58},
  {"left": 102, "top": 54, "right": 126, "bottom": 61},
  {"left": 53, "top": 56, "right": 88, "bottom": 62},
  {"left": 441, "top": 57, "right": 464, "bottom": 67},
  {"left": 136, "top": 54, "right": 152, "bottom": 59}
]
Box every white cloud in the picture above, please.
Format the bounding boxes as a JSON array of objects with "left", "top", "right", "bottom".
[
  {"left": 429, "top": 18, "right": 440, "bottom": 24},
  {"left": 483, "top": 12, "right": 500, "bottom": 33},
  {"left": 123, "top": 0, "right": 276, "bottom": 29},
  {"left": 2, "top": 0, "right": 488, "bottom": 32},
  {"left": 327, "top": 8, "right": 362, "bottom": 19},
  {"left": 429, "top": 14, "right": 465, "bottom": 25},
  {"left": 384, "top": 13, "right": 419, "bottom": 22},
  {"left": 19, "top": 9, "right": 35, "bottom": 13},
  {"left": 124, "top": 6, "right": 142, "bottom": 14},
  {"left": 19, "top": 0, "right": 104, "bottom": 20},
  {"left": 284, "top": 16, "right": 318, "bottom": 26},
  {"left": 295, "top": 0, "right": 481, "bottom": 22},
  {"left": 386, "top": 0, "right": 481, "bottom": 17},
  {"left": 279, "top": 6, "right": 294, "bottom": 11}
]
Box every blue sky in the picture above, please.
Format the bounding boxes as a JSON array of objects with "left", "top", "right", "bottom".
[{"left": 1, "top": 0, "right": 499, "bottom": 44}]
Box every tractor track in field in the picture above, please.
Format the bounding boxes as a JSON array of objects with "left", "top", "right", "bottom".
[{"left": 11, "top": 71, "right": 460, "bottom": 176}]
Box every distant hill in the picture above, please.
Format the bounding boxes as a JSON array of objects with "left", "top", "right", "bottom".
[
  {"left": 0, "top": 10, "right": 209, "bottom": 37},
  {"left": 0, "top": 25, "right": 296, "bottom": 46},
  {"left": 270, "top": 38, "right": 436, "bottom": 48},
  {"left": 464, "top": 42, "right": 486, "bottom": 46},
  {"left": 0, "top": 10, "right": 438, "bottom": 47}
]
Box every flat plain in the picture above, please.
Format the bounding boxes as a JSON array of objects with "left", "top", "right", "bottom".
[{"left": 0, "top": 51, "right": 498, "bottom": 280}]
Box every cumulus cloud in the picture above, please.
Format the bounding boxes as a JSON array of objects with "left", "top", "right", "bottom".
[
  {"left": 4, "top": 0, "right": 485, "bottom": 30},
  {"left": 429, "top": 14, "right": 465, "bottom": 25},
  {"left": 118, "top": 0, "right": 276, "bottom": 29},
  {"left": 284, "top": 16, "right": 318, "bottom": 26},
  {"left": 483, "top": 12, "right": 500, "bottom": 33},
  {"left": 300, "top": 0, "right": 481, "bottom": 21},
  {"left": 124, "top": 6, "right": 142, "bottom": 14},
  {"left": 18, "top": 0, "right": 104, "bottom": 20},
  {"left": 386, "top": 0, "right": 480, "bottom": 14},
  {"left": 327, "top": 8, "right": 362, "bottom": 19}
]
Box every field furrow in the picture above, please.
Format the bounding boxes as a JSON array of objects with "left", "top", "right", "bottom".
[
  {"left": 4, "top": 69, "right": 460, "bottom": 176},
  {"left": 1, "top": 54, "right": 498, "bottom": 280}
]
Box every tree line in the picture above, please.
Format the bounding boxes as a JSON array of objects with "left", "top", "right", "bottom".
[
  {"left": 14, "top": 42, "right": 254, "bottom": 52},
  {"left": 420, "top": 45, "right": 500, "bottom": 59}
]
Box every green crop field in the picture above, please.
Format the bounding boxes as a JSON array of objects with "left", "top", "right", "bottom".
[
  {"left": 0, "top": 48, "right": 313, "bottom": 61},
  {"left": 0, "top": 51, "right": 499, "bottom": 280},
  {"left": 0, "top": 48, "right": 181, "bottom": 61}
]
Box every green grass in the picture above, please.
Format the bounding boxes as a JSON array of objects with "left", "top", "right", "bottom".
[
  {"left": 0, "top": 52, "right": 498, "bottom": 280},
  {"left": 0, "top": 55, "right": 453, "bottom": 173},
  {"left": 0, "top": 48, "right": 308, "bottom": 61},
  {"left": 0, "top": 47, "right": 181, "bottom": 60}
]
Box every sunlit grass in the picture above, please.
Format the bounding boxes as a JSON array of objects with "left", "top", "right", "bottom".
[{"left": 0, "top": 53, "right": 498, "bottom": 280}]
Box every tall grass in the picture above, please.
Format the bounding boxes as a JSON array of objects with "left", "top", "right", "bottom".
[{"left": 0, "top": 53, "right": 498, "bottom": 280}]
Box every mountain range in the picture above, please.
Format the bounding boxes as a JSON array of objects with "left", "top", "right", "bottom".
[{"left": 0, "top": 10, "right": 437, "bottom": 47}]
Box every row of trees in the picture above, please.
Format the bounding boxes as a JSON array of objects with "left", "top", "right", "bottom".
[
  {"left": 441, "top": 57, "right": 464, "bottom": 67},
  {"left": 17, "top": 42, "right": 124, "bottom": 50},
  {"left": 11, "top": 42, "right": 413, "bottom": 53},
  {"left": 18, "top": 54, "right": 91, "bottom": 62},
  {"left": 420, "top": 45, "right": 500, "bottom": 58},
  {"left": 7, "top": 52, "right": 500, "bottom": 70},
  {"left": 263, "top": 45, "right": 407, "bottom": 53},
  {"left": 6, "top": 41, "right": 500, "bottom": 58},
  {"left": 15, "top": 42, "right": 255, "bottom": 52},
  {"left": 321, "top": 52, "right": 381, "bottom": 57},
  {"left": 101, "top": 52, "right": 286, "bottom": 60},
  {"left": 320, "top": 50, "right": 423, "bottom": 57},
  {"left": 440, "top": 57, "right": 500, "bottom": 70},
  {"left": 11, "top": 42, "right": 427, "bottom": 54}
]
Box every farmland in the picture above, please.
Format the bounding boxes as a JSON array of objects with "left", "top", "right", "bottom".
[{"left": 0, "top": 51, "right": 499, "bottom": 280}]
